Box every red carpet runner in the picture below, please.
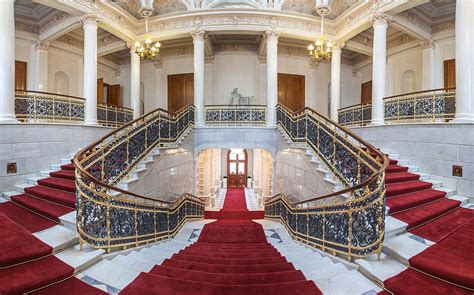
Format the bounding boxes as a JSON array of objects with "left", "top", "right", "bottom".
[
  {"left": 0, "top": 163, "right": 106, "bottom": 294},
  {"left": 379, "top": 155, "right": 474, "bottom": 294},
  {"left": 204, "top": 188, "right": 264, "bottom": 220},
  {"left": 121, "top": 188, "right": 322, "bottom": 294}
]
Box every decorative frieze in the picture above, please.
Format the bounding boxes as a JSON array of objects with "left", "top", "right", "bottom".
[{"left": 432, "top": 21, "right": 455, "bottom": 34}]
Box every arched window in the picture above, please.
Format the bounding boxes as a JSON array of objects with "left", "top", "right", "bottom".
[
  {"left": 401, "top": 70, "right": 416, "bottom": 94},
  {"left": 54, "top": 71, "right": 69, "bottom": 95}
]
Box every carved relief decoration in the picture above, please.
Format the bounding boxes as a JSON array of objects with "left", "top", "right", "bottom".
[
  {"left": 113, "top": 0, "right": 187, "bottom": 18},
  {"left": 387, "top": 34, "right": 416, "bottom": 49},
  {"left": 431, "top": 21, "right": 455, "bottom": 33},
  {"left": 40, "top": 11, "right": 75, "bottom": 34}
]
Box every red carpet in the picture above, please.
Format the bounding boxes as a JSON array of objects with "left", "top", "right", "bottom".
[
  {"left": 0, "top": 202, "right": 56, "bottom": 233},
  {"left": 0, "top": 164, "right": 81, "bottom": 294},
  {"left": 382, "top": 155, "right": 473, "bottom": 293},
  {"left": 205, "top": 188, "right": 264, "bottom": 220},
  {"left": 409, "top": 221, "right": 474, "bottom": 289},
  {"left": 410, "top": 208, "right": 474, "bottom": 242},
  {"left": 383, "top": 268, "right": 472, "bottom": 295},
  {"left": 0, "top": 256, "right": 74, "bottom": 294},
  {"left": 121, "top": 188, "right": 322, "bottom": 294},
  {"left": 0, "top": 213, "right": 52, "bottom": 268},
  {"left": 385, "top": 160, "right": 462, "bottom": 229},
  {"left": 31, "top": 277, "right": 107, "bottom": 295}
]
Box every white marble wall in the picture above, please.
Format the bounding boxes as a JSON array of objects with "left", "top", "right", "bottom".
[
  {"left": 0, "top": 124, "right": 113, "bottom": 192},
  {"left": 127, "top": 131, "right": 195, "bottom": 202},
  {"left": 351, "top": 124, "right": 474, "bottom": 198},
  {"left": 275, "top": 135, "right": 334, "bottom": 203}
]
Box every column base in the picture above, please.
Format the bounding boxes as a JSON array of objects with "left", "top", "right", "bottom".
[
  {"left": 194, "top": 122, "right": 205, "bottom": 128},
  {"left": 84, "top": 120, "right": 99, "bottom": 126},
  {"left": 451, "top": 113, "right": 474, "bottom": 123},
  {"left": 368, "top": 119, "right": 385, "bottom": 126},
  {"left": 0, "top": 114, "right": 19, "bottom": 124}
]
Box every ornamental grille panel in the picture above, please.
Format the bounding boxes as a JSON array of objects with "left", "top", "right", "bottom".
[
  {"left": 75, "top": 105, "right": 204, "bottom": 252},
  {"left": 265, "top": 104, "right": 388, "bottom": 261},
  {"left": 15, "top": 90, "right": 133, "bottom": 127},
  {"left": 338, "top": 88, "right": 455, "bottom": 126},
  {"left": 204, "top": 105, "right": 266, "bottom": 126}
]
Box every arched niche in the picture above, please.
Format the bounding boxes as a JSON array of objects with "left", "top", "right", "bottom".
[
  {"left": 54, "top": 71, "right": 70, "bottom": 95},
  {"left": 401, "top": 70, "right": 416, "bottom": 94}
]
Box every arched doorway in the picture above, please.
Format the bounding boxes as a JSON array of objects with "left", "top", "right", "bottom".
[{"left": 227, "top": 148, "right": 247, "bottom": 188}]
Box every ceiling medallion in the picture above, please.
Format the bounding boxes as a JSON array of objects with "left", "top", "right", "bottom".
[
  {"left": 134, "top": 4, "right": 161, "bottom": 60},
  {"left": 308, "top": 5, "right": 333, "bottom": 62}
]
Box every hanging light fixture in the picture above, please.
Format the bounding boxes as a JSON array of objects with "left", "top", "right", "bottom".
[
  {"left": 308, "top": 5, "right": 333, "bottom": 62},
  {"left": 134, "top": 3, "right": 161, "bottom": 60}
]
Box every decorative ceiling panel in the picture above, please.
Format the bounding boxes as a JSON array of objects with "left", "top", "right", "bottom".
[
  {"left": 281, "top": 0, "right": 359, "bottom": 19},
  {"left": 112, "top": 0, "right": 187, "bottom": 18}
]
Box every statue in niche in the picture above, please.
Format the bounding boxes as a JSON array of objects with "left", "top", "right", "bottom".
[{"left": 230, "top": 88, "right": 254, "bottom": 105}]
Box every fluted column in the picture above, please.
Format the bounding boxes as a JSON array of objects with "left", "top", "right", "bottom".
[
  {"left": 34, "top": 42, "right": 49, "bottom": 92},
  {"left": 266, "top": 30, "right": 280, "bottom": 128},
  {"left": 370, "top": 13, "right": 389, "bottom": 125},
  {"left": 0, "top": 0, "right": 18, "bottom": 123},
  {"left": 83, "top": 16, "right": 98, "bottom": 125},
  {"left": 192, "top": 30, "right": 205, "bottom": 127},
  {"left": 130, "top": 46, "right": 141, "bottom": 119},
  {"left": 330, "top": 42, "right": 343, "bottom": 122},
  {"left": 452, "top": 0, "right": 474, "bottom": 123}
]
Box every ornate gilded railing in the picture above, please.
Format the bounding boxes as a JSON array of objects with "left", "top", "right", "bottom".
[
  {"left": 204, "top": 105, "right": 266, "bottom": 126},
  {"left": 338, "top": 103, "right": 372, "bottom": 127},
  {"left": 15, "top": 89, "right": 85, "bottom": 123},
  {"left": 384, "top": 88, "right": 455, "bottom": 123},
  {"left": 97, "top": 103, "right": 133, "bottom": 127},
  {"left": 266, "top": 104, "right": 389, "bottom": 261},
  {"left": 74, "top": 105, "right": 205, "bottom": 252},
  {"left": 14, "top": 89, "right": 133, "bottom": 127}
]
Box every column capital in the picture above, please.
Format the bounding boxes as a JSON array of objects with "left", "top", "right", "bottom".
[
  {"left": 265, "top": 30, "right": 281, "bottom": 42},
  {"left": 82, "top": 14, "right": 99, "bottom": 29},
  {"left": 191, "top": 30, "right": 206, "bottom": 43},
  {"left": 333, "top": 41, "right": 345, "bottom": 51},
  {"left": 419, "top": 40, "right": 435, "bottom": 50},
  {"left": 35, "top": 41, "right": 50, "bottom": 51},
  {"left": 372, "top": 12, "right": 391, "bottom": 27}
]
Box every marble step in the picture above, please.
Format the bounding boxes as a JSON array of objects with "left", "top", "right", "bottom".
[
  {"left": 59, "top": 211, "right": 77, "bottom": 233},
  {"left": 34, "top": 225, "right": 78, "bottom": 252},
  {"left": 84, "top": 259, "right": 141, "bottom": 290},
  {"left": 384, "top": 216, "right": 408, "bottom": 239},
  {"left": 316, "top": 269, "right": 381, "bottom": 295},
  {"left": 56, "top": 244, "right": 104, "bottom": 273},
  {"left": 382, "top": 233, "right": 430, "bottom": 265},
  {"left": 309, "top": 262, "right": 348, "bottom": 281},
  {"left": 355, "top": 253, "right": 406, "bottom": 286},
  {"left": 109, "top": 254, "right": 156, "bottom": 273}
]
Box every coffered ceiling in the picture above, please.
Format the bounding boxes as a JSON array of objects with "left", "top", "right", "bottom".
[{"left": 14, "top": 0, "right": 65, "bottom": 33}]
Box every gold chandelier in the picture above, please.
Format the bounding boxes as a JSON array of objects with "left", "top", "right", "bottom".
[
  {"left": 308, "top": 10, "right": 333, "bottom": 62},
  {"left": 134, "top": 16, "right": 161, "bottom": 60}
]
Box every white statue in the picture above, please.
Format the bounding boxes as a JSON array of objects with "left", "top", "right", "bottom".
[{"left": 230, "top": 88, "right": 254, "bottom": 105}]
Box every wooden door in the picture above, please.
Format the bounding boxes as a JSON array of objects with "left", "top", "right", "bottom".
[
  {"left": 361, "top": 81, "right": 372, "bottom": 105},
  {"left": 278, "top": 73, "right": 305, "bottom": 112},
  {"left": 444, "top": 59, "right": 456, "bottom": 88},
  {"left": 108, "top": 84, "right": 121, "bottom": 106},
  {"left": 227, "top": 149, "right": 247, "bottom": 188},
  {"left": 168, "top": 73, "right": 194, "bottom": 113},
  {"left": 15, "top": 61, "right": 27, "bottom": 90},
  {"left": 97, "top": 78, "right": 104, "bottom": 103}
]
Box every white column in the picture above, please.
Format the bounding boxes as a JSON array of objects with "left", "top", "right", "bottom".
[
  {"left": 0, "top": 0, "right": 18, "bottom": 123},
  {"left": 192, "top": 30, "right": 205, "bottom": 127},
  {"left": 34, "top": 42, "right": 49, "bottom": 92},
  {"left": 370, "top": 13, "right": 389, "bottom": 125},
  {"left": 130, "top": 47, "right": 141, "bottom": 119},
  {"left": 330, "top": 43, "right": 343, "bottom": 122},
  {"left": 153, "top": 59, "right": 164, "bottom": 110},
  {"left": 83, "top": 16, "right": 98, "bottom": 125},
  {"left": 266, "top": 30, "right": 280, "bottom": 128},
  {"left": 453, "top": 0, "right": 474, "bottom": 123},
  {"left": 421, "top": 41, "right": 435, "bottom": 90}
]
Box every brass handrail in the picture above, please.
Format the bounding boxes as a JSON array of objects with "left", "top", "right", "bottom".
[
  {"left": 74, "top": 104, "right": 204, "bottom": 251},
  {"left": 265, "top": 103, "right": 389, "bottom": 261}
]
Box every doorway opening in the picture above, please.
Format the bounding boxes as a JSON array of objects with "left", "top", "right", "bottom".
[{"left": 227, "top": 148, "right": 248, "bottom": 188}]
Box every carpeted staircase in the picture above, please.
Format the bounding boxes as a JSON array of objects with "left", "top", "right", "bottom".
[
  {"left": 121, "top": 188, "right": 322, "bottom": 294},
  {"left": 375, "top": 153, "right": 474, "bottom": 294},
  {"left": 0, "top": 163, "right": 107, "bottom": 294}
]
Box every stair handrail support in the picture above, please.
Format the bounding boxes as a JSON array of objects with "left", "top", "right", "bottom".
[{"left": 266, "top": 104, "right": 389, "bottom": 261}]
